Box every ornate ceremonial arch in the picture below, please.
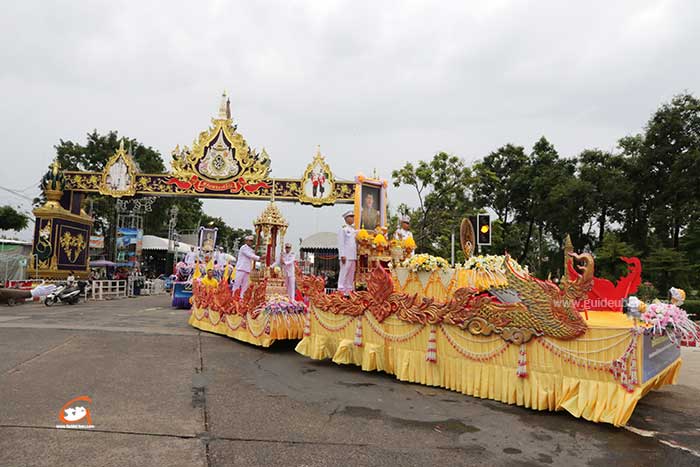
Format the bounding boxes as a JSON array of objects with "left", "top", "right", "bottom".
[{"left": 29, "top": 92, "right": 362, "bottom": 278}]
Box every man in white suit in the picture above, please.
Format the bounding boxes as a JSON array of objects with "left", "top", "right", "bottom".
[
  {"left": 184, "top": 246, "right": 198, "bottom": 266},
  {"left": 232, "top": 235, "right": 260, "bottom": 296},
  {"left": 337, "top": 210, "right": 357, "bottom": 294},
  {"left": 274, "top": 243, "right": 296, "bottom": 299},
  {"left": 393, "top": 215, "right": 414, "bottom": 241}
]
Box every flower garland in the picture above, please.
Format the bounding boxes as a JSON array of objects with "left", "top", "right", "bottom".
[
  {"left": 311, "top": 306, "right": 356, "bottom": 332},
  {"left": 400, "top": 253, "right": 450, "bottom": 273},
  {"left": 364, "top": 313, "right": 426, "bottom": 342},
  {"left": 439, "top": 324, "right": 509, "bottom": 361}
]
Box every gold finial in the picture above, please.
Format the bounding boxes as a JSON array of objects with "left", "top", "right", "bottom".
[
  {"left": 51, "top": 159, "right": 60, "bottom": 176},
  {"left": 218, "top": 90, "right": 230, "bottom": 119},
  {"left": 118, "top": 139, "right": 125, "bottom": 153},
  {"left": 316, "top": 145, "right": 321, "bottom": 157}
]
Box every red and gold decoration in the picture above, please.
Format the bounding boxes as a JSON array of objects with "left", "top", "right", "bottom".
[
  {"left": 188, "top": 277, "right": 306, "bottom": 347},
  {"left": 296, "top": 255, "right": 682, "bottom": 427},
  {"left": 189, "top": 202, "right": 305, "bottom": 346}
]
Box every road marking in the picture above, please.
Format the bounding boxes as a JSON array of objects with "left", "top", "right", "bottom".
[{"left": 625, "top": 425, "right": 700, "bottom": 458}]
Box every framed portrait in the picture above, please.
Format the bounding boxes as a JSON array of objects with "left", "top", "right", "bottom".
[
  {"left": 298, "top": 148, "right": 337, "bottom": 206},
  {"left": 354, "top": 176, "right": 387, "bottom": 231}
]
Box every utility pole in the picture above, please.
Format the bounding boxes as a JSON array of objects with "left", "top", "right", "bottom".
[{"left": 168, "top": 205, "right": 179, "bottom": 271}]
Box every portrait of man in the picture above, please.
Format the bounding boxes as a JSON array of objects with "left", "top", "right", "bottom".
[
  {"left": 360, "top": 185, "right": 382, "bottom": 230},
  {"left": 106, "top": 158, "right": 130, "bottom": 191}
]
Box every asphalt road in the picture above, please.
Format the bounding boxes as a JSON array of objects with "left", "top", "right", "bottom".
[{"left": 0, "top": 295, "right": 699, "bottom": 467}]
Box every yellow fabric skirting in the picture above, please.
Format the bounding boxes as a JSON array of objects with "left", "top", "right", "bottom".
[
  {"left": 295, "top": 307, "right": 682, "bottom": 426},
  {"left": 189, "top": 306, "right": 305, "bottom": 347}
]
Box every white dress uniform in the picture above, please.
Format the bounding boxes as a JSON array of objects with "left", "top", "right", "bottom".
[
  {"left": 393, "top": 228, "right": 413, "bottom": 241},
  {"left": 274, "top": 251, "right": 296, "bottom": 299},
  {"left": 184, "top": 250, "right": 198, "bottom": 266},
  {"left": 232, "top": 243, "right": 260, "bottom": 296},
  {"left": 337, "top": 217, "right": 357, "bottom": 294}
]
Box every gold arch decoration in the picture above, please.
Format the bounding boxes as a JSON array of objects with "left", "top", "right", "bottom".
[
  {"left": 298, "top": 146, "right": 338, "bottom": 206},
  {"left": 99, "top": 140, "right": 138, "bottom": 197},
  {"left": 170, "top": 91, "right": 270, "bottom": 184},
  {"left": 58, "top": 93, "right": 356, "bottom": 204}
]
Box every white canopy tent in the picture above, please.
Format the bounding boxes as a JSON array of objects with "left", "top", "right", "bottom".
[{"left": 142, "top": 235, "right": 195, "bottom": 255}]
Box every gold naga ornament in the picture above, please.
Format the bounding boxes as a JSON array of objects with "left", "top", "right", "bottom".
[
  {"left": 298, "top": 253, "right": 594, "bottom": 344},
  {"left": 99, "top": 140, "right": 138, "bottom": 197}
]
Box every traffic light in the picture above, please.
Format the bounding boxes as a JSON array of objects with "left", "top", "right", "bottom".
[{"left": 477, "top": 213, "right": 491, "bottom": 246}]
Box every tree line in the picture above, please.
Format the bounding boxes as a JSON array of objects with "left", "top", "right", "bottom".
[{"left": 393, "top": 93, "right": 700, "bottom": 294}]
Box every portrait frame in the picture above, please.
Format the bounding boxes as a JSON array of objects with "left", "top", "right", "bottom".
[
  {"left": 298, "top": 148, "right": 337, "bottom": 206},
  {"left": 99, "top": 141, "right": 137, "bottom": 198},
  {"left": 353, "top": 175, "right": 387, "bottom": 231}
]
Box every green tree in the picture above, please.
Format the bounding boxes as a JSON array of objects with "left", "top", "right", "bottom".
[
  {"left": 593, "top": 233, "right": 639, "bottom": 282},
  {"left": 392, "top": 152, "right": 474, "bottom": 257},
  {"left": 578, "top": 149, "right": 629, "bottom": 245},
  {"left": 518, "top": 137, "right": 576, "bottom": 271},
  {"left": 472, "top": 144, "right": 530, "bottom": 257},
  {"left": 639, "top": 93, "right": 700, "bottom": 248},
  {"left": 0, "top": 206, "right": 28, "bottom": 231},
  {"left": 643, "top": 247, "right": 694, "bottom": 293}
]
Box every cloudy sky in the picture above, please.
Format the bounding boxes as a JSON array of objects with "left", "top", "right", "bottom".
[{"left": 1, "top": 0, "right": 698, "bottom": 248}]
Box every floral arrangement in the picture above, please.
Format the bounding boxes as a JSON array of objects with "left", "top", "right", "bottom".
[
  {"left": 356, "top": 229, "right": 371, "bottom": 242},
  {"left": 390, "top": 239, "right": 400, "bottom": 248},
  {"left": 400, "top": 253, "right": 450, "bottom": 273},
  {"left": 639, "top": 301, "right": 699, "bottom": 346},
  {"left": 401, "top": 236, "right": 417, "bottom": 250},
  {"left": 461, "top": 255, "right": 528, "bottom": 276},
  {"left": 373, "top": 233, "right": 388, "bottom": 248},
  {"left": 262, "top": 296, "right": 307, "bottom": 315}
]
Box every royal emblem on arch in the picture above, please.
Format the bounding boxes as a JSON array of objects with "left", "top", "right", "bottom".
[{"left": 169, "top": 91, "right": 271, "bottom": 190}]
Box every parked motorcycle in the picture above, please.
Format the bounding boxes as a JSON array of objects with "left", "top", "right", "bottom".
[{"left": 44, "top": 281, "right": 90, "bottom": 306}]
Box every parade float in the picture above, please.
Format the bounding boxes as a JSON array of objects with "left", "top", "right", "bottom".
[
  {"left": 188, "top": 202, "right": 307, "bottom": 347},
  {"left": 295, "top": 227, "right": 696, "bottom": 427},
  {"left": 29, "top": 92, "right": 695, "bottom": 426}
]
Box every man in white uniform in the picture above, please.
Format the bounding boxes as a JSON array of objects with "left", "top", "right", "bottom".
[
  {"left": 232, "top": 235, "right": 260, "bottom": 296},
  {"left": 184, "top": 246, "right": 198, "bottom": 266},
  {"left": 274, "top": 243, "right": 296, "bottom": 299},
  {"left": 394, "top": 216, "right": 414, "bottom": 241},
  {"left": 337, "top": 210, "right": 357, "bottom": 294},
  {"left": 214, "top": 247, "right": 225, "bottom": 266}
]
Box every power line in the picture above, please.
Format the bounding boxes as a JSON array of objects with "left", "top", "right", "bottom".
[{"left": 0, "top": 185, "right": 35, "bottom": 202}]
